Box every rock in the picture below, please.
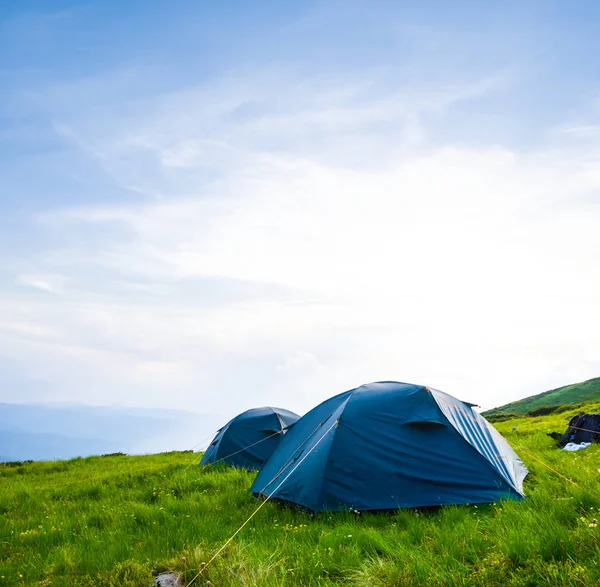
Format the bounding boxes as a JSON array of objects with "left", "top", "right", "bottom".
[{"left": 152, "top": 572, "right": 181, "bottom": 587}]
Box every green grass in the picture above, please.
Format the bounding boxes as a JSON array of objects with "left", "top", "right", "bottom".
[
  {"left": 1, "top": 405, "right": 600, "bottom": 586},
  {"left": 483, "top": 376, "right": 600, "bottom": 416}
]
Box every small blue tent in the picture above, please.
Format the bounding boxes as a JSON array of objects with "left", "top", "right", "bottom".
[
  {"left": 200, "top": 407, "right": 299, "bottom": 470},
  {"left": 251, "top": 382, "right": 528, "bottom": 511}
]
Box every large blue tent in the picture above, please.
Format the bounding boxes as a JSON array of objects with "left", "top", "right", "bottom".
[
  {"left": 251, "top": 382, "right": 528, "bottom": 511},
  {"left": 200, "top": 407, "right": 299, "bottom": 470}
]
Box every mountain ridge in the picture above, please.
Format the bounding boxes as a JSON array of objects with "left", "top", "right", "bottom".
[
  {"left": 482, "top": 376, "right": 600, "bottom": 416},
  {"left": 0, "top": 402, "right": 224, "bottom": 462}
]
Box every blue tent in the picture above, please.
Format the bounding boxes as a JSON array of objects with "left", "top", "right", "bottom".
[
  {"left": 251, "top": 382, "right": 528, "bottom": 511},
  {"left": 200, "top": 407, "right": 299, "bottom": 470}
]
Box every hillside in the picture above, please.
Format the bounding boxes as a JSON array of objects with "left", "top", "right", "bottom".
[
  {"left": 483, "top": 376, "right": 600, "bottom": 417},
  {"left": 1, "top": 403, "right": 600, "bottom": 586}
]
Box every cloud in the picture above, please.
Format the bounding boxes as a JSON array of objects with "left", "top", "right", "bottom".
[
  {"left": 18, "top": 274, "right": 65, "bottom": 294},
  {"left": 276, "top": 351, "right": 325, "bottom": 374},
  {"left": 1, "top": 55, "right": 600, "bottom": 416}
]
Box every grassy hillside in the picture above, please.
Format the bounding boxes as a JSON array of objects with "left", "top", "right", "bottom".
[
  {"left": 2, "top": 404, "right": 600, "bottom": 586},
  {"left": 483, "top": 376, "right": 600, "bottom": 417}
]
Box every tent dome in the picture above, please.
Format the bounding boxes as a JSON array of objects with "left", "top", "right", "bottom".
[
  {"left": 251, "top": 382, "right": 528, "bottom": 511},
  {"left": 200, "top": 407, "right": 299, "bottom": 470}
]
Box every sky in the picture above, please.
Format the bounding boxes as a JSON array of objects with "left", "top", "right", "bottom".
[{"left": 1, "top": 0, "right": 600, "bottom": 418}]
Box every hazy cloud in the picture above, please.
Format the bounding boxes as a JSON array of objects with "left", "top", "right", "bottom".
[{"left": 1, "top": 5, "right": 600, "bottom": 420}]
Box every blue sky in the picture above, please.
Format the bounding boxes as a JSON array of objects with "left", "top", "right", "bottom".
[{"left": 1, "top": 0, "right": 600, "bottom": 416}]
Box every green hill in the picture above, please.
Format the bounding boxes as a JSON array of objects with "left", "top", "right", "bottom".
[
  {"left": 483, "top": 376, "right": 600, "bottom": 417},
  {"left": 2, "top": 403, "right": 600, "bottom": 586}
]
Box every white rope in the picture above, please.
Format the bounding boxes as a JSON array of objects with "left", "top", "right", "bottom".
[
  {"left": 181, "top": 432, "right": 221, "bottom": 473},
  {"left": 201, "top": 430, "right": 282, "bottom": 469},
  {"left": 183, "top": 428, "right": 284, "bottom": 474},
  {"left": 187, "top": 417, "right": 338, "bottom": 586},
  {"left": 256, "top": 419, "right": 329, "bottom": 491}
]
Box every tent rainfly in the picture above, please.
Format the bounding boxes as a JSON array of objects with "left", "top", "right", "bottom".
[
  {"left": 200, "top": 407, "right": 299, "bottom": 470},
  {"left": 251, "top": 381, "right": 528, "bottom": 511}
]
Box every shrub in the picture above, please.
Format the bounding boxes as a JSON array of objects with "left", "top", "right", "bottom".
[
  {"left": 485, "top": 412, "right": 521, "bottom": 423},
  {"left": 1, "top": 460, "right": 34, "bottom": 468},
  {"left": 528, "top": 405, "right": 560, "bottom": 417}
]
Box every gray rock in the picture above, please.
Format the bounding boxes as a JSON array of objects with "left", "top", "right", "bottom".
[{"left": 152, "top": 572, "right": 181, "bottom": 587}]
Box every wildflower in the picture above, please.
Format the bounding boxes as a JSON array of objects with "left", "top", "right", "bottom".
[
  {"left": 589, "top": 519, "right": 598, "bottom": 528},
  {"left": 347, "top": 534, "right": 352, "bottom": 538}
]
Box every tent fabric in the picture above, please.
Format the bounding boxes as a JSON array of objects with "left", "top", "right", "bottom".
[
  {"left": 200, "top": 407, "right": 299, "bottom": 470},
  {"left": 251, "top": 382, "right": 528, "bottom": 512},
  {"left": 556, "top": 413, "right": 600, "bottom": 447}
]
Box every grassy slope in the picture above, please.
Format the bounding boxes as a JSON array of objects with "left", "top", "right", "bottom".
[
  {"left": 483, "top": 377, "right": 600, "bottom": 416},
  {"left": 1, "top": 404, "right": 600, "bottom": 586}
]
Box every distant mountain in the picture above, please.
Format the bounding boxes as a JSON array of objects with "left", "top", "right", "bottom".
[
  {"left": 483, "top": 376, "right": 600, "bottom": 417},
  {"left": 0, "top": 403, "right": 224, "bottom": 462},
  {"left": 0, "top": 430, "right": 123, "bottom": 462}
]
